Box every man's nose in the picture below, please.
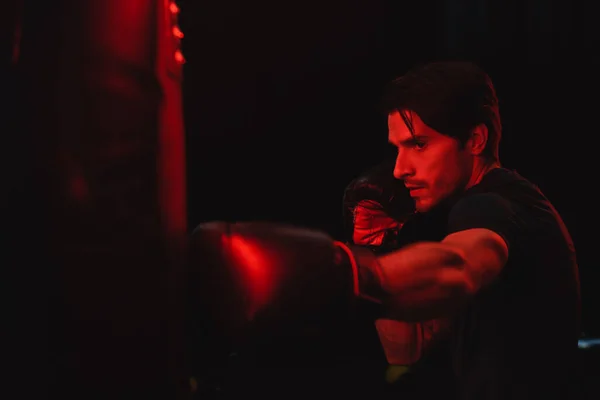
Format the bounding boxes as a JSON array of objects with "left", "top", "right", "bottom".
[{"left": 393, "top": 150, "right": 413, "bottom": 180}]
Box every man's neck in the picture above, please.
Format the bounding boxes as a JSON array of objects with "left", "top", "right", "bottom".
[{"left": 466, "top": 159, "right": 500, "bottom": 190}]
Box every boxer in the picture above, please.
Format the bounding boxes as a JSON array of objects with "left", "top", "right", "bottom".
[{"left": 189, "top": 61, "right": 581, "bottom": 400}]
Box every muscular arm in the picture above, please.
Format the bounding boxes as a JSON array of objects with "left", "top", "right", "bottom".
[
  {"left": 375, "top": 227, "right": 509, "bottom": 321},
  {"left": 369, "top": 192, "right": 517, "bottom": 321}
]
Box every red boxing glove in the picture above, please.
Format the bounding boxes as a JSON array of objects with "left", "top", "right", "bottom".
[{"left": 342, "top": 160, "right": 414, "bottom": 252}]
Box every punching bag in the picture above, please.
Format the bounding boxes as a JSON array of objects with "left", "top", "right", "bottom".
[{"left": 15, "top": 1, "right": 188, "bottom": 397}]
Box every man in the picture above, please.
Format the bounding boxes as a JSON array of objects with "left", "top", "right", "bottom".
[
  {"left": 376, "top": 61, "right": 581, "bottom": 399},
  {"left": 190, "top": 61, "right": 580, "bottom": 399}
]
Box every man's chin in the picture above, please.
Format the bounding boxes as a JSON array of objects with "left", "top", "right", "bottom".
[{"left": 414, "top": 198, "right": 435, "bottom": 213}]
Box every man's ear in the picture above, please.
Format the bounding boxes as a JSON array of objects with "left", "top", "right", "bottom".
[{"left": 468, "top": 124, "right": 488, "bottom": 156}]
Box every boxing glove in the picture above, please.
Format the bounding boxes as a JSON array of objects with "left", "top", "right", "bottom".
[
  {"left": 343, "top": 160, "right": 415, "bottom": 253},
  {"left": 186, "top": 221, "right": 397, "bottom": 396},
  {"left": 187, "top": 221, "right": 388, "bottom": 344}
]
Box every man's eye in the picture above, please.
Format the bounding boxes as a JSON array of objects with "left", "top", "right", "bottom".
[{"left": 415, "top": 141, "right": 427, "bottom": 150}]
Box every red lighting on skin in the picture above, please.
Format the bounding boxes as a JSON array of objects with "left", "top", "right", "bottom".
[{"left": 169, "top": 2, "right": 180, "bottom": 14}]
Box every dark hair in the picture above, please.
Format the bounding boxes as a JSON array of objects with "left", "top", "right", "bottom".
[{"left": 382, "top": 61, "right": 502, "bottom": 163}]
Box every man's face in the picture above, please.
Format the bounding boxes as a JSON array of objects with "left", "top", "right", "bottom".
[{"left": 388, "top": 110, "right": 473, "bottom": 213}]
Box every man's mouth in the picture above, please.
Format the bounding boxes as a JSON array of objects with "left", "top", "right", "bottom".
[{"left": 406, "top": 185, "right": 425, "bottom": 196}]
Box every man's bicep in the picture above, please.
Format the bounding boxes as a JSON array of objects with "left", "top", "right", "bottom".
[
  {"left": 442, "top": 228, "right": 509, "bottom": 292},
  {"left": 445, "top": 192, "right": 518, "bottom": 291}
]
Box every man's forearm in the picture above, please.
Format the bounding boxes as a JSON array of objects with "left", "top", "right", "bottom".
[
  {"left": 374, "top": 241, "right": 471, "bottom": 321},
  {"left": 376, "top": 316, "right": 451, "bottom": 366}
]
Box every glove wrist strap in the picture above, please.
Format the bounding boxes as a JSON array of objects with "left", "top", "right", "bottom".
[{"left": 334, "top": 241, "right": 386, "bottom": 304}]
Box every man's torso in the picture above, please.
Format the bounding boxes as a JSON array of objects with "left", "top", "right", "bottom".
[{"left": 401, "top": 168, "right": 581, "bottom": 399}]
